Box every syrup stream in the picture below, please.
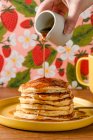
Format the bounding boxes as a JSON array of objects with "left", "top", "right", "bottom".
[
  {"left": 40, "top": 27, "right": 51, "bottom": 78},
  {"left": 41, "top": 35, "right": 46, "bottom": 78}
]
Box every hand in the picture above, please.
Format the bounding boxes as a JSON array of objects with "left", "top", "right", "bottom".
[
  {"left": 36, "top": 0, "right": 68, "bottom": 16},
  {"left": 36, "top": 0, "right": 93, "bottom": 34},
  {"left": 64, "top": 0, "right": 93, "bottom": 34}
]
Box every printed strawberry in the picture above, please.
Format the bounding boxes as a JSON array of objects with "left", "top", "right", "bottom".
[
  {"left": 20, "top": 19, "right": 33, "bottom": 29},
  {"left": 32, "top": 44, "right": 51, "bottom": 66},
  {"left": 91, "top": 14, "right": 93, "bottom": 25},
  {"left": 74, "top": 50, "right": 88, "bottom": 65},
  {"left": 55, "top": 58, "right": 63, "bottom": 69},
  {"left": 80, "top": 60, "right": 89, "bottom": 76},
  {"left": 1, "top": 6, "right": 18, "bottom": 32},
  {"left": 0, "top": 55, "right": 4, "bottom": 72},
  {"left": 58, "top": 69, "right": 64, "bottom": 76},
  {"left": 2, "top": 45, "right": 11, "bottom": 58},
  {"left": 74, "top": 50, "right": 89, "bottom": 76},
  {"left": 74, "top": 57, "right": 78, "bottom": 64},
  {"left": 25, "top": 0, "right": 32, "bottom": 5},
  {"left": 91, "top": 47, "right": 93, "bottom": 53}
]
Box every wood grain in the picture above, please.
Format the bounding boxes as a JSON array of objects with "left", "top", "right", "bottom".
[{"left": 0, "top": 87, "right": 93, "bottom": 140}]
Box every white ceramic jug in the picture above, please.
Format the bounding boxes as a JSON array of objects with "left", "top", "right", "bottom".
[{"left": 35, "top": 10, "right": 73, "bottom": 46}]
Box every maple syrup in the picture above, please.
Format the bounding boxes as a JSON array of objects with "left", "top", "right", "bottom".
[{"left": 40, "top": 27, "right": 52, "bottom": 77}]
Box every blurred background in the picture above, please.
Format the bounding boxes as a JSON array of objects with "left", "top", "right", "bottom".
[{"left": 0, "top": 0, "right": 93, "bottom": 89}]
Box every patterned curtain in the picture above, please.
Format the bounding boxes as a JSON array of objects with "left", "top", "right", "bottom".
[{"left": 0, "top": 0, "right": 93, "bottom": 89}]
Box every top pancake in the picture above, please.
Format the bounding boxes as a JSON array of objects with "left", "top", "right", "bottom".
[{"left": 19, "top": 77, "right": 69, "bottom": 93}]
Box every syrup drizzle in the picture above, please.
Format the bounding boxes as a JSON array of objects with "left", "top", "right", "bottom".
[
  {"left": 41, "top": 34, "right": 46, "bottom": 78},
  {"left": 40, "top": 27, "right": 52, "bottom": 78}
]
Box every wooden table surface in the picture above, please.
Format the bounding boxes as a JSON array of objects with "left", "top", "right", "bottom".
[{"left": 0, "top": 88, "right": 93, "bottom": 140}]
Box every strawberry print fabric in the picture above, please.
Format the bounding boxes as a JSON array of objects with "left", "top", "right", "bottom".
[{"left": 0, "top": 0, "right": 93, "bottom": 89}]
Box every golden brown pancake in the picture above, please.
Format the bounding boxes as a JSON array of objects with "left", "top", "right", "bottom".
[
  {"left": 19, "top": 97, "right": 72, "bottom": 106},
  {"left": 19, "top": 102, "right": 73, "bottom": 111},
  {"left": 14, "top": 77, "right": 74, "bottom": 121},
  {"left": 14, "top": 111, "right": 74, "bottom": 121},
  {"left": 19, "top": 77, "right": 69, "bottom": 93},
  {"left": 16, "top": 104, "right": 73, "bottom": 116},
  {"left": 21, "top": 91, "right": 73, "bottom": 101}
]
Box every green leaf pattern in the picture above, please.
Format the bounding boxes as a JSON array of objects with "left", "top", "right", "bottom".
[
  {"left": 11, "top": 0, "right": 37, "bottom": 17},
  {"left": 72, "top": 24, "right": 93, "bottom": 46},
  {"left": 0, "top": 23, "right": 7, "bottom": 41},
  {"left": 8, "top": 70, "right": 30, "bottom": 87},
  {"left": 0, "top": 0, "right": 93, "bottom": 88},
  {"left": 66, "top": 63, "right": 77, "bottom": 84}
]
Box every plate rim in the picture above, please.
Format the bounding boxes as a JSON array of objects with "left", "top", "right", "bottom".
[{"left": 0, "top": 96, "right": 93, "bottom": 124}]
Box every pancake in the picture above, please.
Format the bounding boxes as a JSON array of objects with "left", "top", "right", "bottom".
[
  {"left": 21, "top": 91, "right": 73, "bottom": 101},
  {"left": 14, "top": 77, "right": 74, "bottom": 121},
  {"left": 20, "top": 102, "right": 73, "bottom": 111},
  {"left": 14, "top": 111, "right": 74, "bottom": 121},
  {"left": 19, "top": 97, "right": 72, "bottom": 106},
  {"left": 16, "top": 104, "right": 73, "bottom": 116},
  {"left": 19, "top": 78, "right": 69, "bottom": 93}
]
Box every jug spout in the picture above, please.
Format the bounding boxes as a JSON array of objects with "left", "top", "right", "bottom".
[{"left": 35, "top": 10, "right": 73, "bottom": 46}]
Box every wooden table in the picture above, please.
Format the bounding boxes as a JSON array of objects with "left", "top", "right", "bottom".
[{"left": 0, "top": 88, "right": 93, "bottom": 140}]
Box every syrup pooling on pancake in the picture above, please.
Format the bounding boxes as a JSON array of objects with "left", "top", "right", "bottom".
[
  {"left": 19, "top": 78, "right": 69, "bottom": 93},
  {"left": 14, "top": 78, "right": 75, "bottom": 121}
]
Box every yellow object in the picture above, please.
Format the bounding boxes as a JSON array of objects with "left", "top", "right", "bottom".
[
  {"left": 0, "top": 96, "right": 93, "bottom": 131},
  {"left": 76, "top": 55, "right": 93, "bottom": 92}
]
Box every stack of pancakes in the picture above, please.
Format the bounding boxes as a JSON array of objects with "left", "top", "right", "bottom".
[{"left": 14, "top": 78, "right": 74, "bottom": 121}]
